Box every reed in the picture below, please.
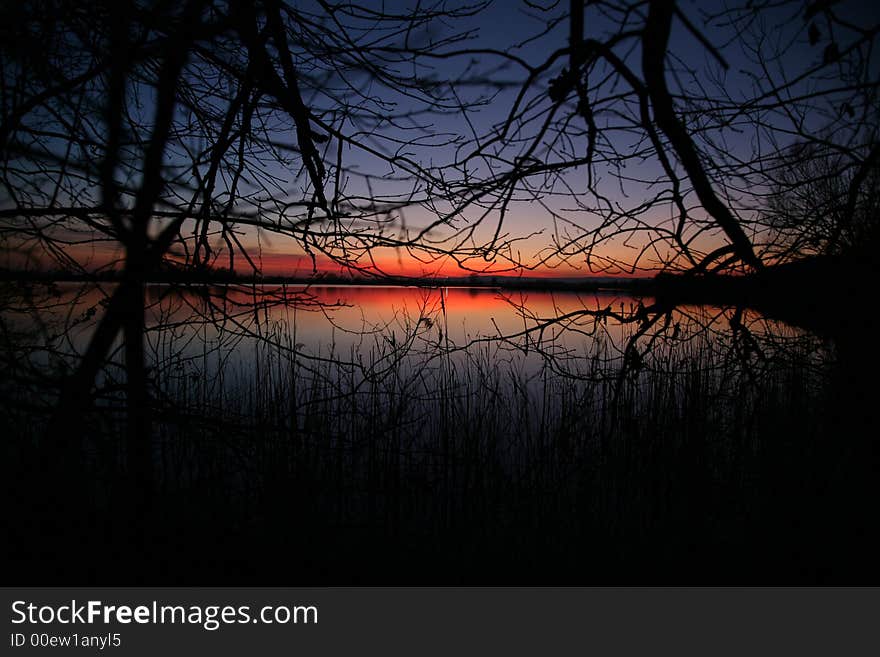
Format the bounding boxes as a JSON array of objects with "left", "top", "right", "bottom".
[{"left": 1, "top": 284, "right": 846, "bottom": 582}]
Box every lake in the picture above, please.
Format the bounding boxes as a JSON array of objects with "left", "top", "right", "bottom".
[
  {"left": 6, "top": 281, "right": 875, "bottom": 583},
  {"left": 2, "top": 281, "right": 824, "bottom": 431}
]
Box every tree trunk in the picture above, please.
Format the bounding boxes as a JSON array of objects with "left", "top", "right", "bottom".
[{"left": 124, "top": 242, "right": 152, "bottom": 526}]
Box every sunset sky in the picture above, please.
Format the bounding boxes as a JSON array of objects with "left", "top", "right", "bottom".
[
  {"left": 221, "top": 0, "right": 877, "bottom": 279},
  {"left": 6, "top": 0, "right": 878, "bottom": 279}
]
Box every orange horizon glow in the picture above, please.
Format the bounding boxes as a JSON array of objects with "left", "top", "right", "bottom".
[
  {"left": 254, "top": 250, "right": 649, "bottom": 279},
  {"left": 24, "top": 240, "right": 655, "bottom": 280}
]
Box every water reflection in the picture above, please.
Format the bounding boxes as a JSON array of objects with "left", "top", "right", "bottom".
[
  {"left": 3, "top": 282, "right": 825, "bottom": 398},
  {"left": 4, "top": 280, "right": 870, "bottom": 584}
]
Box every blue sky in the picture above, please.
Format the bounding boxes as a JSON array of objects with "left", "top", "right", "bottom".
[
  {"left": 236, "top": 0, "right": 876, "bottom": 277},
  {"left": 7, "top": 0, "right": 876, "bottom": 277}
]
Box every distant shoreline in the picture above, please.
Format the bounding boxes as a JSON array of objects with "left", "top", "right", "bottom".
[
  {"left": 4, "top": 254, "right": 872, "bottom": 335},
  {"left": 2, "top": 258, "right": 876, "bottom": 336},
  {"left": 0, "top": 268, "right": 654, "bottom": 293}
]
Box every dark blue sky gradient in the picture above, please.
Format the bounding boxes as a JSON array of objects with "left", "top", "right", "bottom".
[{"left": 242, "top": 0, "right": 875, "bottom": 277}]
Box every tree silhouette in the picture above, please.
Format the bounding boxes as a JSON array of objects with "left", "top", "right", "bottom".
[
  {"left": 0, "top": 0, "right": 492, "bottom": 505},
  {"left": 428, "top": 0, "right": 878, "bottom": 276},
  {"left": 763, "top": 139, "right": 880, "bottom": 261},
  {"left": 2, "top": 0, "right": 879, "bottom": 585}
]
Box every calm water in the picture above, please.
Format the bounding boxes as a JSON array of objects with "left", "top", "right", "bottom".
[
  {"left": 2, "top": 281, "right": 821, "bottom": 387},
  {"left": 6, "top": 281, "right": 872, "bottom": 584},
  {"left": 0, "top": 280, "right": 828, "bottom": 442}
]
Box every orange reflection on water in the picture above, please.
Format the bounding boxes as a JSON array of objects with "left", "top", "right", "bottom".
[{"left": 10, "top": 281, "right": 811, "bottom": 369}]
